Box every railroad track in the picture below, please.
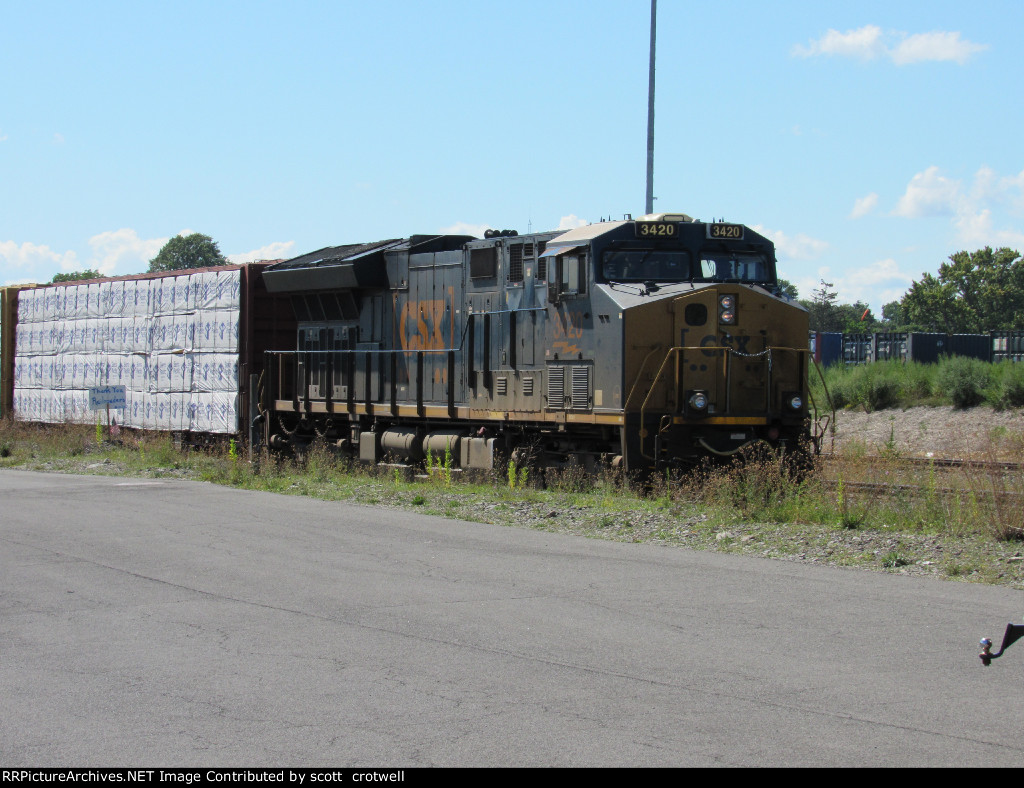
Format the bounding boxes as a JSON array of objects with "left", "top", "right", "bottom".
[{"left": 821, "top": 455, "right": 1024, "bottom": 473}]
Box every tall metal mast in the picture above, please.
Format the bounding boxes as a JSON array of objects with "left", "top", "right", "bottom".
[{"left": 645, "top": 0, "right": 656, "bottom": 216}]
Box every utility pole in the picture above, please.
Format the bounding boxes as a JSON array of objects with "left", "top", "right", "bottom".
[{"left": 645, "top": 0, "right": 656, "bottom": 216}]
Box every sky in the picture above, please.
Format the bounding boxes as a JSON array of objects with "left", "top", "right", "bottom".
[{"left": 2, "top": 0, "right": 1022, "bottom": 315}]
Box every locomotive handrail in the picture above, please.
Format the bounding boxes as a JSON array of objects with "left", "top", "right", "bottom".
[{"left": 807, "top": 358, "right": 836, "bottom": 454}]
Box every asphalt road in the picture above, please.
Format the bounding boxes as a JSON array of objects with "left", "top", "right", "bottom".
[{"left": 1, "top": 469, "right": 1022, "bottom": 767}]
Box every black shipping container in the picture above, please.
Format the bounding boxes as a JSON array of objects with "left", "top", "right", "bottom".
[
  {"left": 945, "top": 334, "right": 990, "bottom": 362},
  {"left": 905, "top": 333, "right": 946, "bottom": 364}
]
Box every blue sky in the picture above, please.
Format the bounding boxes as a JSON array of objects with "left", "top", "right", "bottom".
[{"left": 2, "top": 0, "right": 1021, "bottom": 314}]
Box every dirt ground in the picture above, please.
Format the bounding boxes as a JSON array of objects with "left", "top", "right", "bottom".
[{"left": 825, "top": 406, "right": 1024, "bottom": 460}]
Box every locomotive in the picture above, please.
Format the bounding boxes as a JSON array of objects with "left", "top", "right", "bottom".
[{"left": 260, "top": 213, "right": 824, "bottom": 474}]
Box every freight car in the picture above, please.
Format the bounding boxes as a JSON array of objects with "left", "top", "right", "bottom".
[
  {"left": 261, "top": 213, "right": 824, "bottom": 473},
  {"left": 5, "top": 265, "right": 294, "bottom": 436}
]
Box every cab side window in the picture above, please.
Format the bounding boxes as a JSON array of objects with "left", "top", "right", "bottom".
[{"left": 556, "top": 253, "right": 586, "bottom": 297}]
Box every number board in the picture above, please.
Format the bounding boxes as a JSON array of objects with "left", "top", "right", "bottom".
[
  {"left": 635, "top": 221, "right": 677, "bottom": 238},
  {"left": 706, "top": 223, "right": 745, "bottom": 240}
]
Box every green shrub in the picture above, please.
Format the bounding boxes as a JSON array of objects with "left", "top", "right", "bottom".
[
  {"left": 935, "top": 356, "right": 992, "bottom": 409},
  {"left": 991, "top": 361, "right": 1024, "bottom": 409}
]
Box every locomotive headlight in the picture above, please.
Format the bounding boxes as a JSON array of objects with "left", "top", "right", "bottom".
[
  {"left": 686, "top": 390, "right": 710, "bottom": 417},
  {"left": 719, "top": 295, "right": 737, "bottom": 325},
  {"left": 784, "top": 392, "right": 804, "bottom": 411}
]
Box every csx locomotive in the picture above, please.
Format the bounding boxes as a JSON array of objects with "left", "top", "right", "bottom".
[{"left": 260, "top": 213, "right": 822, "bottom": 473}]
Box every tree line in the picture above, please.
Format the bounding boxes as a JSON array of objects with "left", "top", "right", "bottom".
[{"left": 790, "top": 246, "right": 1024, "bottom": 334}]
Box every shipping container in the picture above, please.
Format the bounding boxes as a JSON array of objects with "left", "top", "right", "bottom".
[
  {"left": 873, "top": 332, "right": 908, "bottom": 362},
  {"left": 810, "top": 332, "right": 843, "bottom": 366},
  {"left": 945, "top": 334, "right": 990, "bottom": 362},
  {"left": 904, "top": 333, "right": 946, "bottom": 364},
  {"left": 843, "top": 333, "right": 873, "bottom": 365},
  {"left": 991, "top": 330, "right": 1024, "bottom": 362}
]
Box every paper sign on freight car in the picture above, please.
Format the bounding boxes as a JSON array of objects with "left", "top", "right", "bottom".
[{"left": 88, "top": 386, "right": 127, "bottom": 410}]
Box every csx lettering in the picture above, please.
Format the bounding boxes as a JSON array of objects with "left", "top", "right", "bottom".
[
  {"left": 399, "top": 296, "right": 451, "bottom": 352},
  {"left": 695, "top": 333, "right": 751, "bottom": 356}
]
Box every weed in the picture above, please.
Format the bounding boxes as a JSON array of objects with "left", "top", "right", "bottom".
[
  {"left": 881, "top": 550, "right": 910, "bottom": 569},
  {"left": 881, "top": 415, "right": 900, "bottom": 458},
  {"left": 507, "top": 459, "right": 530, "bottom": 491}
]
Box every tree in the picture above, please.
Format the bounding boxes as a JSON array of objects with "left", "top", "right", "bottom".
[
  {"left": 881, "top": 300, "right": 904, "bottom": 327},
  {"left": 802, "top": 280, "right": 840, "bottom": 332},
  {"left": 900, "top": 247, "right": 1024, "bottom": 332},
  {"left": 51, "top": 269, "right": 101, "bottom": 284},
  {"left": 148, "top": 233, "right": 229, "bottom": 273},
  {"left": 776, "top": 278, "right": 799, "bottom": 299}
]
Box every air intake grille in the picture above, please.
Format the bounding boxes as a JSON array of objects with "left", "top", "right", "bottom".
[
  {"left": 508, "top": 245, "right": 524, "bottom": 283},
  {"left": 571, "top": 366, "right": 590, "bottom": 410},
  {"left": 547, "top": 366, "right": 564, "bottom": 409}
]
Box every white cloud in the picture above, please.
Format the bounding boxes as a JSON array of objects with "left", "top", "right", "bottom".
[
  {"left": 0, "top": 240, "right": 80, "bottom": 279},
  {"left": 850, "top": 193, "right": 879, "bottom": 219},
  {"left": 0, "top": 130, "right": 8, "bottom": 143},
  {"left": 793, "top": 25, "right": 987, "bottom": 65},
  {"left": 752, "top": 225, "right": 829, "bottom": 261},
  {"left": 557, "top": 214, "right": 588, "bottom": 231},
  {"left": 438, "top": 221, "right": 491, "bottom": 238},
  {"left": 0, "top": 229, "right": 171, "bottom": 285},
  {"left": 892, "top": 165, "right": 1024, "bottom": 249},
  {"left": 837, "top": 258, "right": 917, "bottom": 309},
  {"left": 86, "top": 229, "right": 166, "bottom": 275},
  {"left": 796, "top": 259, "right": 915, "bottom": 312},
  {"left": 890, "top": 31, "right": 989, "bottom": 66},
  {"left": 792, "top": 25, "right": 885, "bottom": 60},
  {"left": 892, "top": 166, "right": 960, "bottom": 218},
  {"left": 227, "top": 241, "right": 296, "bottom": 265}
]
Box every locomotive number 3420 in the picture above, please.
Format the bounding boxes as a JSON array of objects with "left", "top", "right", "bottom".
[{"left": 636, "top": 222, "right": 676, "bottom": 237}]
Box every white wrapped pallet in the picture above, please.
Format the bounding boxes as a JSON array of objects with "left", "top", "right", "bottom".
[
  {"left": 130, "top": 317, "right": 148, "bottom": 352},
  {"left": 18, "top": 289, "right": 36, "bottom": 323},
  {"left": 191, "top": 352, "right": 238, "bottom": 393},
  {"left": 150, "top": 314, "right": 173, "bottom": 352},
  {"left": 86, "top": 283, "right": 101, "bottom": 318},
  {"left": 205, "top": 310, "right": 238, "bottom": 351},
  {"left": 190, "top": 392, "right": 238, "bottom": 433}
]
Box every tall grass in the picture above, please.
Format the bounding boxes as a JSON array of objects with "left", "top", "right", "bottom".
[{"left": 812, "top": 357, "right": 1024, "bottom": 412}]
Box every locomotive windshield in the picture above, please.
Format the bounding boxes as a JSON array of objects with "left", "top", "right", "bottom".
[
  {"left": 600, "top": 247, "right": 774, "bottom": 285},
  {"left": 601, "top": 249, "right": 691, "bottom": 282},
  {"left": 697, "top": 251, "right": 772, "bottom": 284}
]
